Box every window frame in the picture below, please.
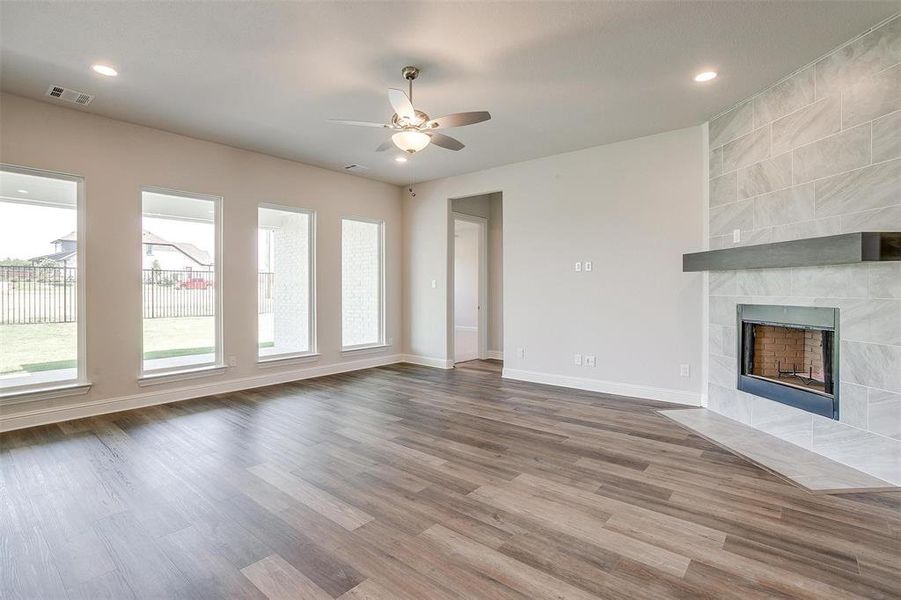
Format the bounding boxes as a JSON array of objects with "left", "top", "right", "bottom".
[
  {"left": 257, "top": 203, "right": 317, "bottom": 363},
  {"left": 0, "top": 163, "right": 90, "bottom": 401},
  {"left": 340, "top": 216, "right": 386, "bottom": 352},
  {"left": 138, "top": 185, "right": 224, "bottom": 380}
]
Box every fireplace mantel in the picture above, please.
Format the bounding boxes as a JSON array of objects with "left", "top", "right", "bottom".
[{"left": 683, "top": 232, "right": 901, "bottom": 272}]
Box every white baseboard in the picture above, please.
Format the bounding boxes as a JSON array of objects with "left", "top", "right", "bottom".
[
  {"left": 486, "top": 350, "right": 504, "bottom": 360},
  {"left": 401, "top": 354, "right": 454, "bottom": 369},
  {"left": 0, "top": 354, "right": 404, "bottom": 432},
  {"left": 501, "top": 368, "right": 701, "bottom": 406}
]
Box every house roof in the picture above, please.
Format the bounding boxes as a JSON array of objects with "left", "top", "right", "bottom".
[
  {"left": 29, "top": 250, "right": 77, "bottom": 263},
  {"left": 46, "top": 230, "right": 213, "bottom": 266}
]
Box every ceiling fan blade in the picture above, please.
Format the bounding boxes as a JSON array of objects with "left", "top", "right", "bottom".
[
  {"left": 427, "top": 111, "right": 491, "bottom": 129},
  {"left": 428, "top": 132, "right": 465, "bottom": 151},
  {"left": 328, "top": 119, "right": 390, "bottom": 128},
  {"left": 388, "top": 88, "right": 416, "bottom": 120},
  {"left": 375, "top": 139, "right": 394, "bottom": 152}
]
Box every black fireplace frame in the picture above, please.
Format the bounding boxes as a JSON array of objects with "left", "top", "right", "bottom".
[{"left": 736, "top": 304, "right": 840, "bottom": 420}]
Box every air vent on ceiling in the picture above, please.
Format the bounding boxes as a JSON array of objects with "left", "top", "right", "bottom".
[
  {"left": 46, "top": 85, "right": 94, "bottom": 106},
  {"left": 344, "top": 164, "right": 368, "bottom": 172}
]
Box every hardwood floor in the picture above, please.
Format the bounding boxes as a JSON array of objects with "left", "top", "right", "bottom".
[{"left": 2, "top": 360, "right": 899, "bottom": 599}]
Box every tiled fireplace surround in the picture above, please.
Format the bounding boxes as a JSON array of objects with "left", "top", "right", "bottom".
[{"left": 705, "top": 15, "right": 901, "bottom": 485}]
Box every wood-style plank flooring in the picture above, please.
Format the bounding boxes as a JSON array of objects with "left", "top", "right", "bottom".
[{"left": 2, "top": 361, "right": 900, "bottom": 599}]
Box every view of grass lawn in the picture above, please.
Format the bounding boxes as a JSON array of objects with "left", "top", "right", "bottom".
[{"left": 1, "top": 314, "right": 276, "bottom": 374}]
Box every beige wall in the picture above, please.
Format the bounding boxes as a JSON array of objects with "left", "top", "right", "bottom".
[
  {"left": 0, "top": 93, "right": 403, "bottom": 429},
  {"left": 404, "top": 125, "right": 706, "bottom": 403}
]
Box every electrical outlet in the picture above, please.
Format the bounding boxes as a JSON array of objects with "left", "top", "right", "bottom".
[
  {"left": 585, "top": 355, "right": 596, "bottom": 368},
  {"left": 517, "top": 347, "right": 525, "bottom": 359},
  {"left": 574, "top": 262, "right": 582, "bottom": 272},
  {"left": 680, "top": 363, "right": 690, "bottom": 377},
  {"left": 584, "top": 261, "right": 592, "bottom": 272},
  {"left": 732, "top": 229, "right": 741, "bottom": 244},
  {"left": 228, "top": 355, "right": 237, "bottom": 367},
  {"left": 574, "top": 353, "right": 582, "bottom": 366}
]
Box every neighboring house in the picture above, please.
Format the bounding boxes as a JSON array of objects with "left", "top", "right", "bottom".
[{"left": 30, "top": 230, "right": 213, "bottom": 270}]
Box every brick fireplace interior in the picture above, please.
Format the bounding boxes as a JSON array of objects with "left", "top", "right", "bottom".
[{"left": 749, "top": 324, "right": 827, "bottom": 394}]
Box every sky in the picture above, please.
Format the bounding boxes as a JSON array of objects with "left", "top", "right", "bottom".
[{"left": 0, "top": 203, "right": 217, "bottom": 261}]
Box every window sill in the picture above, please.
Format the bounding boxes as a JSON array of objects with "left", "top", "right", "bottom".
[
  {"left": 0, "top": 382, "right": 92, "bottom": 405},
  {"left": 341, "top": 343, "right": 391, "bottom": 356},
  {"left": 257, "top": 353, "right": 321, "bottom": 368},
  {"left": 138, "top": 365, "right": 226, "bottom": 387}
]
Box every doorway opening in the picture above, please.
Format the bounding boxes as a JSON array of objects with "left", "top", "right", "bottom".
[{"left": 450, "top": 192, "right": 503, "bottom": 368}]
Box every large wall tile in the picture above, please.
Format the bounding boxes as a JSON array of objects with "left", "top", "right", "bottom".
[
  {"left": 792, "top": 124, "right": 871, "bottom": 184},
  {"left": 736, "top": 268, "right": 792, "bottom": 296},
  {"left": 839, "top": 383, "right": 869, "bottom": 429},
  {"left": 709, "top": 102, "right": 753, "bottom": 149},
  {"left": 841, "top": 205, "right": 901, "bottom": 233},
  {"left": 709, "top": 198, "right": 754, "bottom": 235},
  {"left": 709, "top": 147, "right": 723, "bottom": 179},
  {"left": 769, "top": 217, "right": 841, "bottom": 243},
  {"left": 722, "top": 127, "right": 770, "bottom": 172},
  {"left": 708, "top": 383, "right": 750, "bottom": 424},
  {"left": 709, "top": 171, "right": 737, "bottom": 208},
  {"left": 749, "top": 395, "right": 813, "bottom": 449},
  {"left": 869, "top": 263, "right": 901, "bottom": 298},
  {"left": 872, "top": 109, "right": 901, "bottom": 163},
  {"left": 815, "top": 15, "right": 901, "bottom": 98},
  {"left": 791, "top": 265, "right": 868, "bottom": 298},
  {"left": 842, "top": 63, "right": 901, "bottom": 128},
  {"left": 738, "top": 152, "right": 792, "bottom": 199},
  {"left": 754, "top": 184, "right": 815, "bottom": 228},
  {"left": 709, "top": 295, "right": 741, "bottom": 327},
  {"left": 709, "top": 271, "right": 736, "bottom": 296},
  {"left": 771, "top": 96, "right": 841, "bottom": 155},
  {"left": 709, "top": 325, "right": 736, "bottom": 359},
  {"left": 842, "top": 340, "right": 901, "bottom": 393},
  {"left": 812, "top": 417, "right": 901, "bottom": 484},
  {"left": 753, "top": 67, "right": 816, "bottom": 125},
  {"left": 869, "top": 389, "right": 901, "bottom": 440},
  {"left": 815, "top": 158, "right": 901, "bottom": 217},
  {"left": 836, "top": 298, "right": 901, "bottom": 345}
]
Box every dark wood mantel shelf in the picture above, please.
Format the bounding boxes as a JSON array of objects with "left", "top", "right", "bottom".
[{"left": 683, "top": 232, "right": 901, "bottom": 272}]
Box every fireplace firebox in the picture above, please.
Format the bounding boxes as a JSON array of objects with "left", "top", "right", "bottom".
[{"left": 737, "top": 304, "right": 839, "bottom": 419}]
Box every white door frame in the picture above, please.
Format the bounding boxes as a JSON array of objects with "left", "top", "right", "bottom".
[{"left": 451, "top": 212, "right": 489, "bottom": 362}]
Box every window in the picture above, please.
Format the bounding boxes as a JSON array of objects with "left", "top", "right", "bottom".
[
  {"left": 258, "top": 205, "right": 315, "bottom": 360},
  {"left": 141, "top": 188, "right": 221, "bottom": 375},
  {"left": 0, "top": 165, "right": 86, "bottom": 395},
  {"left": 341, "top": 218, "right": 384, "bottom": 349}
]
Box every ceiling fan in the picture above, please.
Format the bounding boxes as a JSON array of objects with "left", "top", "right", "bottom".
[{"left": 329, "top": 66, "right": 491, "bottom": 155}]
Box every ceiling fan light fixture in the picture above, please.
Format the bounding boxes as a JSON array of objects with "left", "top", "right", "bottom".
[{"left": 392, "top": 130, "right": 430, "bottom": 153}]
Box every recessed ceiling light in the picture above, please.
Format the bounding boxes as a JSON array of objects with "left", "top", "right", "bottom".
[
  {"left": 92, "top": 64, "right": 118, "bottom": 77},
  {"left": 694, "top": 71, "right": 717, "bottom": 83},
  {"left": 17, "top": 189, "right": 29, "bottom": 194},
  {"left": 394, "top": 156, "right": 408, "bottom": 163}
]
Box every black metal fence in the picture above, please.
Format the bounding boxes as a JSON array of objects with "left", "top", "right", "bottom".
[
  {"left": 0, "top": 265, "right": 77, "bottom": 324},
  {"left": 0, "top": 266, "right": 274, "bottom": 324}
]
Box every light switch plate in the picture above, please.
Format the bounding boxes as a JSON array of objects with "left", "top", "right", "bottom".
[
  {"left": 431, "top": 279, "right": 437, "bottom": 289},
  {"left": 585, "top": 355, "right": 596, "bottom": 367},
  {"left": 732, "top": 229, "right": 741, "bottom": 244},
  {"left": 584, "top": 261, "right": 592, "bottom": 272},
  {"left": 680, "top": 364, "right": 690, "bottom": 377},
  {"left": 575, "top": 262, "right": 582, "bottom": 272},
  {"left": 574, "top": 353, "right": 582, "bottom": 366}
]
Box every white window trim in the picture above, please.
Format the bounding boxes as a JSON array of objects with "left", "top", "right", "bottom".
[
  {"left": 139, "top": 185, "right": 224, "bottom": 378},
  {"left": 256, "top": 203, "right": 317, "bottom": 363},
  {"left": 0, "top": 163, "right": 90, "bottom": 401},
  {"left": 340, "top": 216, "right": 386, "bottom": 351}
]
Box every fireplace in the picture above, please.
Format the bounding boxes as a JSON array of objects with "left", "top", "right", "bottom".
[{"left": 737, "top": 304, "right": 839, "bottom": 419}]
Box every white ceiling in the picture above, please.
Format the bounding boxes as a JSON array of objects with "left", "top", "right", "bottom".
[{"left": 1, "top": 2, "right": 897, "bottom": 186}]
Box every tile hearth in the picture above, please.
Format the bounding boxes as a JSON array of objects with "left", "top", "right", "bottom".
[{"left": 661, "top": 408, "right": 899, "bottom": 493}]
